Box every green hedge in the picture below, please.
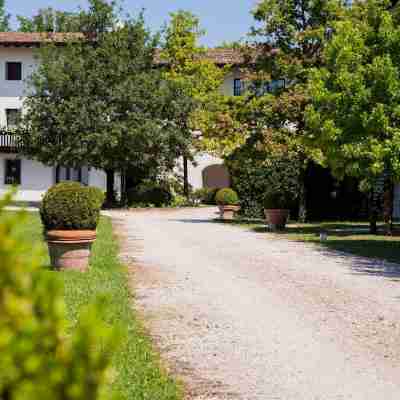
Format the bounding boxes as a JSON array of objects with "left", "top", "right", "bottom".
[{"left": 0, "top": 192, "right": 117, "bottom": 400}]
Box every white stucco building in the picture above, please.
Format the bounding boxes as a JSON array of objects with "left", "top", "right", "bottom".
[{"left": 0, "top": 33, "right": 243, "bottom": 203}]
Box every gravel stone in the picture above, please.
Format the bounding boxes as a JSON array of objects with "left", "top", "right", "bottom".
[{"left": 108, "top": 207, "right": 400, "bottom": 400}]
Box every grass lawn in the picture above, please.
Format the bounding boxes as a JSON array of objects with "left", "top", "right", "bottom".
[
  {"left": 8, "top": 211, "right": 182, "bottom": 400},
  {"left": 230, "top": 219, "right": 400, "bottom": 264}
]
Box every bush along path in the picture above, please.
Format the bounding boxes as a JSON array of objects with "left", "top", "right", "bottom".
[
  {"left": 109, "top": 207, "right": 400, "bottom": 400},
  {"left": 3, "top": 210, "right": 183, "bottom": 400}
]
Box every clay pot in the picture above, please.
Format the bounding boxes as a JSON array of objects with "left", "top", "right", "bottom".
[
  {"left": 46, "top": 230, "right": 97, "bottom": 272},
  {"left": 264, "top": 209, "right": 289, "bottom": 231},
  {"left": 218, "top": 205, "right": 240, "bottom": 220}
]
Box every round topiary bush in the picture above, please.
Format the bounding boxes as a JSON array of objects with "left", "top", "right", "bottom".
[
  {"left": 40, "top": 182, "right": 105, "bottom": 231},
  {"left": 215, "top": 188, "right": 239, "bottom": 206}
]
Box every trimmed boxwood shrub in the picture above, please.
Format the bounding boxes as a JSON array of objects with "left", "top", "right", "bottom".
[
  {"left": 40, "top": 182, "right": 105, "bottom": 231},
  {"left": 215, "top": 188, "right": 239, "bottom": 206}
]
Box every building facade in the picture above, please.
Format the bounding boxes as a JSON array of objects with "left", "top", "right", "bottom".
[{"left": 0, "top": 34, "right": 242, "bottom": 203}]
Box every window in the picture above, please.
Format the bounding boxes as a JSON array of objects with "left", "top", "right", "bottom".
[
  {"left": 251, "top": 79, "right": 286, "bottom": 96},
  {"left": 6, "top": 62, "right": 22, "bottom": 81},
  {"left": 55, "top": 166, "right": 88, "bottom": 185},
  {"left": 267, "top": 79, "right": 285, "bottom": 92},
  {"left": 6, "top": 109, "right": 21, "bottom": 129},
  {"left": 4, "top": 159, "right": 21, "bottom": 185},
  {"left": 233, "top": 78, "right": 243, "bottom": 96}
]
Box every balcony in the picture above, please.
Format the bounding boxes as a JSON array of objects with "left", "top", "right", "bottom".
[{"left": 0, "top": 132, "right": 22, "bottom": 153}]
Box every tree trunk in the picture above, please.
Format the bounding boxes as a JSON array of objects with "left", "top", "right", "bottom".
[
  {"left": 183, "top": 155, "right": 189, "bottom": 198},
  {"left": 298, "top": 169, "right": 307, "bottom": 223},
  {"left": 105, "top": 169, "right": 115, "bottom": 207},
  {"left": 383, "top": 177, "right": 394, "bottom": 235},
  {"left": 369, "top": 191, "right": 379, "bottom": 235},
  {"left": 120, "top": 170, "right": 128, "bottom": 207}
]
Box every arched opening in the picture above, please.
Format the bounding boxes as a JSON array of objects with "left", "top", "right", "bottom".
[{"left": 202, "top": 164, "right": 230, "bottom": 189}]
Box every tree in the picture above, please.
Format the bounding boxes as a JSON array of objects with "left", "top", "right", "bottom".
[
  {"left": 0, "top": 192, "right": 118, "bottom": 399},
  {"left": 195, "top": 94, "right": 250, "bottom": 158},
  {"left": 160, "top": 10, "right": 226, "bottom": 195},
  {"left": 77, "top": 0, "right": 120, "bottom": 35},
  {"left": 247, "top": 0, "right": 346, "bottom": 221},
  {"left": 21, "top": 9, "right": 193, "bottom": 205},
  {"left": 17, "top": 0, "right": 119, "bottom": 33},
  {"left": 18, "top": 8, "right": 81, "bottom": 32},
  {"left": 0, "top": 0, "right": 10, "bottom": 31},
  {"left": 225, "top": 94, "right": 303, "bottom": 218},
  {"left": 306, "top": 0, "right": 400, "bottom": 233}
]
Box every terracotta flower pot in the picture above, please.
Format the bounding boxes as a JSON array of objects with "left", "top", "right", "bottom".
[
  {"left": 46, "top": 230, "right": 97, "bottom": 272},
  {"left": 218, "top": 205, "right": 240, "bottom": 220},
  {"left": 264, "top": 209, "right": 289, "bottom": 231}
]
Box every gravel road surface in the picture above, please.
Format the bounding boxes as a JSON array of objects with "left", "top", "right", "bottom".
[{"left": 110, "top": 207, "right": 400, "bottom": 400}]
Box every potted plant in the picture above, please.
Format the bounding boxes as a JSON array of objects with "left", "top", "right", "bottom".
[
  {"left": 40, "top": 182, "right": 104, "bottom": 272},
  {"left": 215, "top": 188, "right": 240, "bottom": 220},
  {"left": 264, "top": 192, "right": 292, "bottom": 231}
]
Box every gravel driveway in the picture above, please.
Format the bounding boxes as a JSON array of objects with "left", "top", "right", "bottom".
[{"left": 110, "top": 207, "right": 400, "bottom": 400}]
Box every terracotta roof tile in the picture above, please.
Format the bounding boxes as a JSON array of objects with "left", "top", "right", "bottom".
[
  {"left": 202, "top": 48, "right": 246, "bottom": 65},
  {"left": 0, "top": 32, "right": 85, "bottom": 46},
  {"left": 0, "top": 33, "right": 250, "bottom": 65},
  {"left": 155, "top": 48, "right": 247, "bottom": 66}
]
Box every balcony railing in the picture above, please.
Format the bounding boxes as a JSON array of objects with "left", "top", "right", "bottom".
[{"left": 0, "top": 132, "right": 22, "bottom": 153}]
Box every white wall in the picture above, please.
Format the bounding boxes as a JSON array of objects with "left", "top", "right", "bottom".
[
  {"left": 0, "top": 154, "right": 53, "bottom": 202},
  {"left": 0, "top": 47, "right": 37, "bottom": 122},
  {"left": 0, "top": 154, "right": 107, "bottom": 202},
  {"left": 175, "top": 153, "right": 228, "bottom": 190},
  {"left": 221, "top": 69, "right": 241, "bottom": 96},
  {"left": 88, "top": 168, "right": 107, "bottom": 191}
]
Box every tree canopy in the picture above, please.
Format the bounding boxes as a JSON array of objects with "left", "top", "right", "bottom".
[
  {"left": 161, "top": 10, "right": 227, "bottom": 154},
  {"left": 306, "top": 0, "right": 400, "bottom": 190},
  {"left": 22, "top": 8, "right": 194, "bottom": 203},
  {"left": 252, "top": 0, "right": 346, "bottom": 82},
  {"left": 233, "top": 0, "right": 347, "bottom": 220},
  {"left": 17, "top": 8, "right": 81, "bottom": 32},
  {"left": 160, "top": 10, "right": 229, "bottom": 194},
  {"left": 0, "top": 0, "right": 10, "bottom": 31},
  {"left": 17, "top": 0, "right": 119, "bottom": 33}
]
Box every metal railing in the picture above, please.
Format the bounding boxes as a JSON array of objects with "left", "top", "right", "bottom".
[{"left": 0, "top": 132, "right": 21, "bottom": 152}]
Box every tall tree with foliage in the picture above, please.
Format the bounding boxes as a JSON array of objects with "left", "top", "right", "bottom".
[
  {"left": 226, "top": 116, "right": 302, "bottom": 218},
  {"left": 18, "top": 8, "right": 81, "bottom": 32},
  {"left": 21, "top": 5, "right": 193, "bottom": 205},
  {"left": 306, "top": 0, "right": 400, "bottom": 233},
  {"left": 17, "top": 0, "right": 119, "bottom": 33},
  {"left": 247, "top": 0, "right": 346, "bottom": 221},
  {"left": 160, "top": 10, "right": 227, "bottom": 195},
  {"left": 0, "top": 0, "right": 10, "bottom": 31}
]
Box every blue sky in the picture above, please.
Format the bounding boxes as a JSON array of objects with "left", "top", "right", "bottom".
[{"left": 7, "top": 0, "right": 258, "bottom": 47}]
